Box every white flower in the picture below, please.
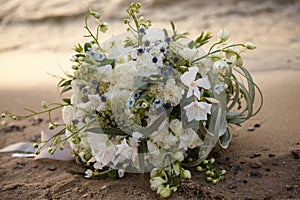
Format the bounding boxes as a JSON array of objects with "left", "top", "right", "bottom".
[
  {"left": 118, "top": 169, "right": 125, "bottom": 178},
  {"left": 178, "top": 128, "right": 202, "bottom": 150},
  {"left": 168, "top": 119, "right": 183, "bottom": 136},
  {"left": 214, "top": 84, "right": 225, "bottom": 94},
  {"left": 173, "top": 151, "right": 184, "bottom": 162},
  {"left": 116, "top": 138, "right": 134, "bottom": 160},
  {"left": 84, "top": 169, "right": 93, "bottom": 178},
  {"left": 180, "top": 67, "right": 210, "bottom": 99},
  {"left": 93, "top": 142, "right": 117, "bottom": 169},
  {"left": 150, "top": 177, "right": 167, "bottom": 191},
  {"left": 184, "top": 101, "right": 212, "bottom": 122},
  {"left": 62, "top": 106, "right": 73, "bottom": 124},
  {"left": 87, "top": 94, "right": 103, "bottom": 111},
  {"left": 213, "top": 59, "right": 228, "bottom": 71},
  {"left": 129, "top": 132, "right": 143, "bottom": 147},
  {"left": 161, "top": 78, "right": 183, "bottom": 106},
  {"left": 97, "top": 65, "right": 112, "bottom": 83},
  {"left": 179, "top": 48, "right": 199, "bottom": 61},
  {"left": 218, "top": 29, "right": 230, "bottom": 42}
]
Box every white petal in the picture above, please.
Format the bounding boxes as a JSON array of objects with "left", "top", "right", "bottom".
[
  {"left": 193, "top": 87, "right": 201, "bottom": 100},
  {"left": 196, "top": 77, "right": 210, "bottom": 89},
  {"left": 184, "top": 102, "right": 198, "bottom": 122},
  {"left": 186, "top": 87, "right": 193, "bottom": 98}
]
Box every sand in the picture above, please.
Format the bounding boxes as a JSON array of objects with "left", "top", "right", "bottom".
[{"left": 0, "top": 0, "right": 300, "bottom": 199}]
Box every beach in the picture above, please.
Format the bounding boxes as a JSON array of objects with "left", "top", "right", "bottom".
[{"left": 0, "top": 0, "right": 300, "bottom": 199}]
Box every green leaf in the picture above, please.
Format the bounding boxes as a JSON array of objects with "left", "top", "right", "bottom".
[
  {"left": 60, "top": 86, "right": 72, "bottom": 94},
  {"left": 62, "top": 98, "right": 71, "bottom": 105},
  {"left": 86, "top": 127, "right": 128, "bottom": 136},
  {"left": 84, "top": 42, "right": 92, "bottom": 52},
  {"left": 219, "top": 129, "right": 232, "bottom": 149},
  {"left": 59, "top": 80, "right": 72, "bottom": 88},
  {"left": 99, "top": 59, "right": 115, "bottom": 67}
]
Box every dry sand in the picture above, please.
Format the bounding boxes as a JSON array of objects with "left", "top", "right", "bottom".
[{"left": 0, "top": 0, "right": 300, "bottom": 199}]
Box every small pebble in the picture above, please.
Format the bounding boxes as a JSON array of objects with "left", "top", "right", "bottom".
[
  {"left": 47, "top": 166, "right": 57, "bottom": 171},
  {"left": 250, "top": 153, "right": 261, "bottom": 159},
  {"left": 254, "top": 123, "right": 261, "bottom": 128},
  {"left": 234, "top": 165, "right": 242, "bottom": 171},
  {"left": 250, "top": 171, "right": 262, "bottom": 178},
  {"left": 268, "top": 154, "right": 276, "bottom": 158},
  {"left": 250, "top": 162, "right": 262, "bottom": 169},
  {"left": 247, "top": 127, "right": 255, "bottom": 132},
  {"left": 286, "top": 185, "right": 293, "bottom": 191},
  {"left": 291, "top": 150, "right": 299, "bottom": 159},
  {"left": 228, "top": 182, "right": 238, "bottom": 189}
]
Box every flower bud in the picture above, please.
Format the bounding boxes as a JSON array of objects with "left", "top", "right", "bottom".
[
  {"left": 150, "top": 168, "right": 162, "bottom": 178},
  {"left": 181, "top": 170, "right": 191, "bottom": 179},
  {"left": 118, "top": 169, "right": 125, "bottom": 178},
  {"left": 157, "top": 184, "right": 172, "bottom": 198},
  {"left": 220, "top": 169, "right": 227, "bottom": 175},
  {"left": 41, "top": 101, "right": 47, "bottom": 108},
  {"left": 100, "top": 22, "right": 108, "bottom": 33},
  {"left": 150, "top": 177, "right": 167, "bottom": 191},
  {"left": 33, "top": 143, "right": 39, "bottom": 148},
  {"left": 48, "top": 123, "right": 55, "bottom": 130},
  {"left": 218, "top": 29, "right": 230, "bottom": 42},
  {"left": 245, "top": 42, "right": 256, "bottom": 50},
  {"left": 173, "top": 151, "right": 184, "bottom": 162},
  {"left": 48, "top": 147, "right": 53, "bottom": 154},
  {"left": 234, "top": 55, "right": 243, "bottom": 67},
  {"left": 209, "top": 158, "right": 215, "bottom": 164},
  {"left": 1, "top": 112, "right": 6, "bottom": 118},
  {"left": 84, "top": 169, "right": 93, "bottom": 178},
  {"left": 90, "top": 10, "right": 100, "bottom": 19}
]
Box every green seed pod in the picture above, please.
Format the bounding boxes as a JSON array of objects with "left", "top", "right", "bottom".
[
  {"left": 196, "top": 166, "right": 204, "bottom": 172},
  {"left": 205, "top": 170, "right": 211, "bottom": 176},
  {"left": 209, "top": 158, "right": 215, "bottom": 164},
  {"left": 207, "top": 177, "right": 213, "bottom": 182},
  {"left": 212, "top": 179, "right": 219, "bottom": 184},
  {"left": 203, "top": 160, "right": 209, "bottom": 165},
  {"left": 220, "top": 169, "right": 227, "bottom": 175}
]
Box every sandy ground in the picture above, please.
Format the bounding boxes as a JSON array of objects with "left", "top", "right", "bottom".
[{"left": 0, "top": 0, "right": 300, "bottom": 199}]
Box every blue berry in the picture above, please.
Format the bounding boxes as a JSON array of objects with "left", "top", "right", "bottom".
[
  {"left": 160, "top": 47, "right": 165, "bottom": 53},
  {"left": 152, "top": 56, "right": 158, "bottom": 63},
  {"left": 137, "top": 48, "right": 144, "bottom": 54}
]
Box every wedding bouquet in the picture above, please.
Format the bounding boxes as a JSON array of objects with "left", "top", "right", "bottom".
[{"left": 2, "top": 3, "right": 262, "bottom": 198}]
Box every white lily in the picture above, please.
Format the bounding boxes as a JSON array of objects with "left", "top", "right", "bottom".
[
  {"left": 180, "top": 67, "right": 210, "bottom": 99},
  {"left": 184, "top": 101, "right": 212, "bottom": 122},
  {"left": 116, "top": 138, "right": 133, "bottom": 160}
]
